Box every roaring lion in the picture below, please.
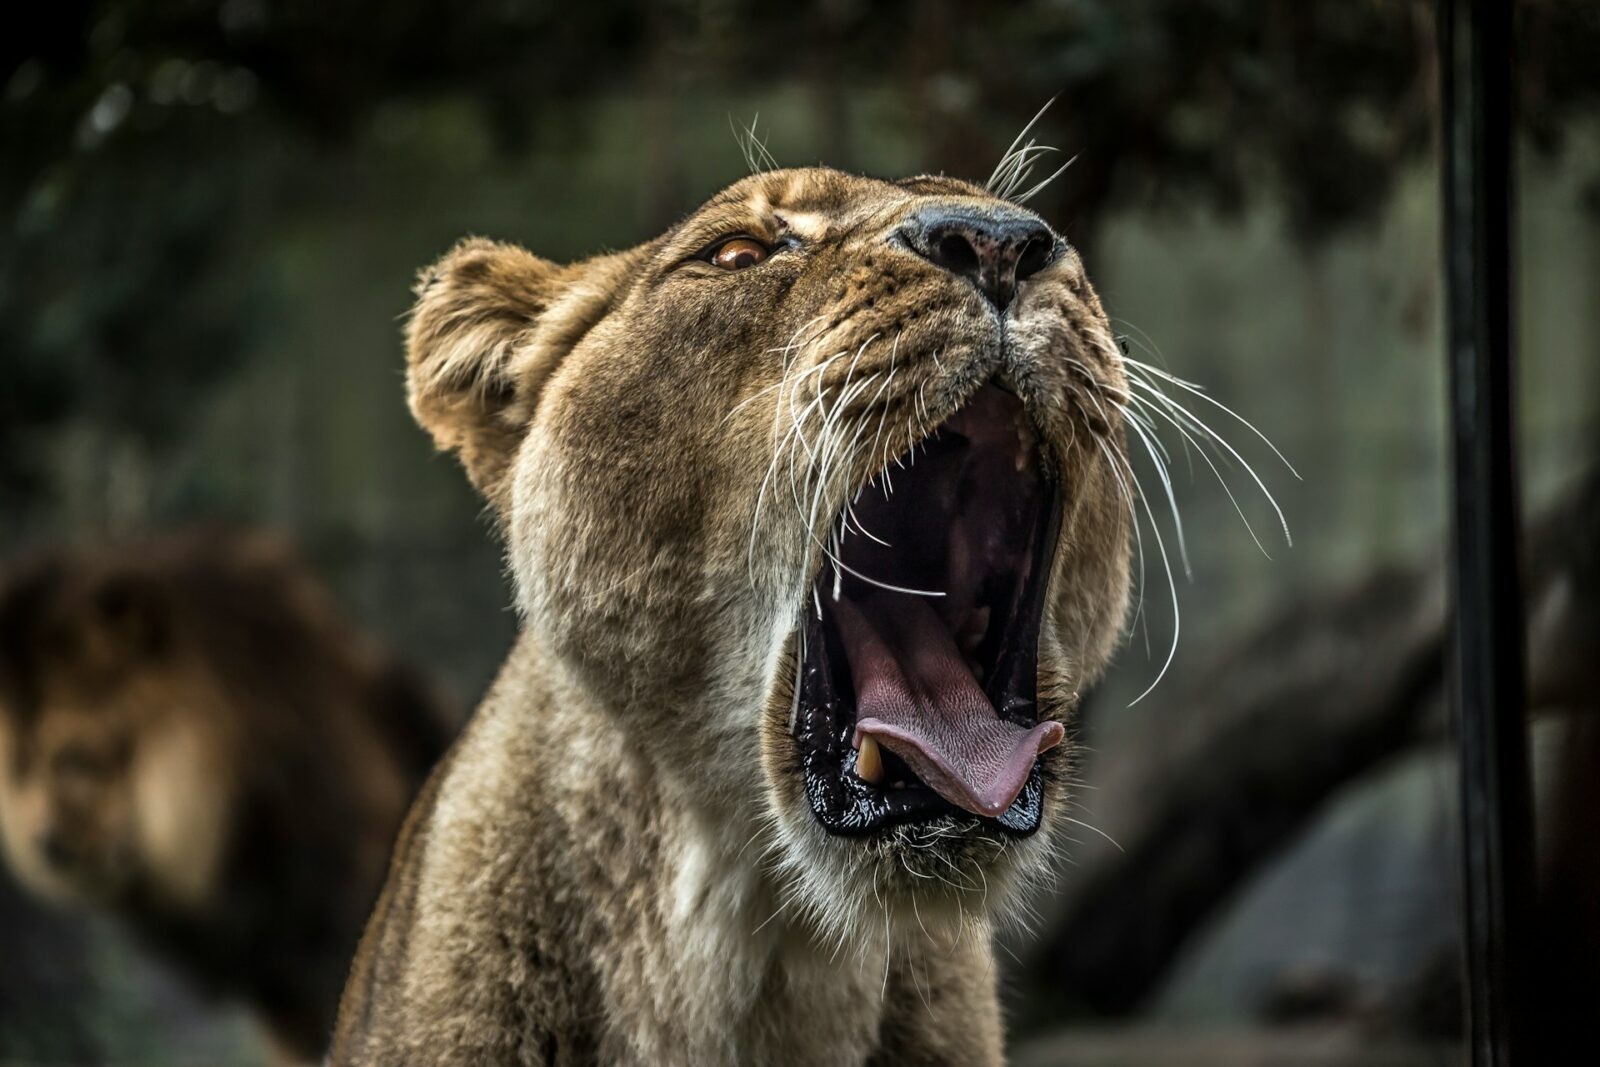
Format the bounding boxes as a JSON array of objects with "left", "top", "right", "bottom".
[
  {"left": 0, "top": 527, "right": 455, "bottom": 1064},
  {"left": 333, "top": 166, "right": 1135, "bottom": 1066}
]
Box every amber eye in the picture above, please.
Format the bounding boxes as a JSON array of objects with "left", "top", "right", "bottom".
[{"left": 709, "top": 237, "right": 769, "bottom": 271}]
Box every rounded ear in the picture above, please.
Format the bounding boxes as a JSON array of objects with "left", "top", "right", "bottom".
[
  {"left": 406, "top": 237, "right": 653, "bottom": 512},
  {"left": 405, "top": 237, "right": 563, "bottom": 509}
]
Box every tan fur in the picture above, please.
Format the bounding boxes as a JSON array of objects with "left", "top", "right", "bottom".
[
  {"left": 334, "top": 169, "right": 1132, "bottom": 1066},
  {"left": 0, "top": 527, "right": 455, "bottom": 1063}
]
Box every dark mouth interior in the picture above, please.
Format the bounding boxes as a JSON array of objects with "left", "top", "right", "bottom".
[{"left": 794, "top": 383, "right": 1061, "bottom": 836}]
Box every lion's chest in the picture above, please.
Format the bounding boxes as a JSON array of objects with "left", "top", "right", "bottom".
[{"left": 593, "top": 834, "right": 888, "bottom": 1067}]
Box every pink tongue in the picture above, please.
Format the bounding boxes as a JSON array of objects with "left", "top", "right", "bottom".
[{"left": 832, "top": 593, "right": 1063, "bottom": 818}]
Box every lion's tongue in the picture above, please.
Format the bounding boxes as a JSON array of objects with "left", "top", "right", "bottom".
[{"left": 832, "top": 593, "right": 1063, "bottom": 818}]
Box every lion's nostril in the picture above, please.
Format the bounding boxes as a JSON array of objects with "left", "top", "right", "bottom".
[
  {"left": 1015, "top": 237, "right": 1053, "bottom": 283},
  {"left": 902, "top": 205, "right": 1054, "bottom": 312},
  {"left": 933, "top": 233, "right": 980, "bottom": 275}
]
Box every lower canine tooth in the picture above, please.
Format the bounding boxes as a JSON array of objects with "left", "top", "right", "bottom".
[{"left": 856, "top": 734, "right": 886, "bottom": 785}]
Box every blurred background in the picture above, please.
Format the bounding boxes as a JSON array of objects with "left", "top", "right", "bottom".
[{"left": 2, "top": 1, "right": 1598, "bottom": 1064}]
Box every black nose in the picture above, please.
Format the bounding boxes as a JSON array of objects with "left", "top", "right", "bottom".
[{"left": 900, "top": 206, "right": 1056, "bottom": 312}]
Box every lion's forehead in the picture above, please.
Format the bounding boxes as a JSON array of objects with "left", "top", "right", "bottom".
[{"left": 691, "top": 167, "right": 1002, "bottom": 242}]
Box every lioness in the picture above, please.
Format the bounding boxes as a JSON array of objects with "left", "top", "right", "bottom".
[
  {"left": 0, "top": 527, "right": 455, "bottom": 1064},
  {"left": 333, "top": 167, "right": 1132, "bottom": 1066}
]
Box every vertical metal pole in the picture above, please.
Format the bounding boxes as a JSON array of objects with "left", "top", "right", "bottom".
[{"left": 1439, "top": 1, "right": 1535, "bottom": 1064}]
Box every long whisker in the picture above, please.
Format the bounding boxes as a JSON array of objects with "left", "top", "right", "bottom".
[
  {"left": 1126, "top": 390, "right": 1275, "bottom": 558},
  {"left": 749, "top": 338, "right": 847, "bottom": 584},
  {"left": 729, "top": 112, "right": 779, "bottom": 174},
  {"left": 780, "top": 338, "right": 947, "bottom": 600},
  {"left": 803, "top": 336, "right": 878, "bottom": 534},
  {"left": 1061, "top": 816, "right": 1124, "bottom": 852},
  {"left": 1124, "top": 412, "right": 1191, "bottom": 579},
  {"left": 1124, "top": 373, "right": 1293, "bottom": 548},
  {"left": 1012, "top": 153, "right": 1078, "bottom": 205},
  {"left": 1122, "top": 355, "right": 1301, "bottom": 480},
  {"left": 1120, "top": 457, "right": 1181, "bottom": 706},
  {"left": 837, "top": 368, "right": 898, "bottom": 548},
  {"left": 986, "top": 97, "right": 1058, "bottom": 197},
  {"left": 1093, "top": 433, "right": 1148, "bottom": 641},
  {"left": 1107, "top": 340, "right": 1215, "bottom": 475}
]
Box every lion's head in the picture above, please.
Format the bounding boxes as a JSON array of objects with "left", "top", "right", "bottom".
[
  {"left": 0, "top": 545, "right": 236, "bottom": 910},
  {"left": 0, "top": 528, "right": 430, "bottom": 925},
  {"left": 407, "top": 167, "right": 1131, "bottom": 940}
]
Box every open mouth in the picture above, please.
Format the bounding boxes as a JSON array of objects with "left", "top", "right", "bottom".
[{"left": 794, "top": 383, "right": 1062, "bottom": 836}]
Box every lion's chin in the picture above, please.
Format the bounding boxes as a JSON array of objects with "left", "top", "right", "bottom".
[{"left": 789, "top": 382, "right": 1063, "bottom": 840}]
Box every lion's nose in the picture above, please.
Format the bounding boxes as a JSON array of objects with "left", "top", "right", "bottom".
[{"left": 899, "top": 206, "right": 1056, "bottom": 312}]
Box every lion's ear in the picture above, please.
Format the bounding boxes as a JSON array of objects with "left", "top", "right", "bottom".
[
  {"left": 403, "top": 238, "right": 565, "bottom": 508},
  {"left": 406, "top": 236, "right": 645, "bottom": 510}
]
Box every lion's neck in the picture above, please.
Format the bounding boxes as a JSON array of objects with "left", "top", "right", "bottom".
[
  {"left": 432, "top": 640, "right": 901, "bottom": 1064},
  {"left": 505, "top": 654, "right": 890, "bottom": 1064},
  {"left": 626, "top": 823, "right": 891, "bottom": 1065}
]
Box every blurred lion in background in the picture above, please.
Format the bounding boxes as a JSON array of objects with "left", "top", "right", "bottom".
[{"left": 0, "top": 526, "right": 456, "bottom": 1064}]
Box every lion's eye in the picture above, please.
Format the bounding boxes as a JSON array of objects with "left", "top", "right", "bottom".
[{"left": 709, "top": 237, "right": 769, "bottom": 271}]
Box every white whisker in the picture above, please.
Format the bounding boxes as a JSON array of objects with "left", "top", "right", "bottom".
[
  {"left": 1123, "top": 355, "right": 1301, "bottom": 481},
  {"left": 1124, "top": 412, "right": 1191, "bottom": 579},
  {"left": 1124, "top": 373, "right": 1293, "bottom": 548},
  {"left": 1127, "top": 390, "right": 1275, "bottom": 559},
  {"left": 1013, "top": 153, "right": 1078, "bottom": 205},
  {"left": 1060, "top": 816, "right": 1124, "bottom": 853}
]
